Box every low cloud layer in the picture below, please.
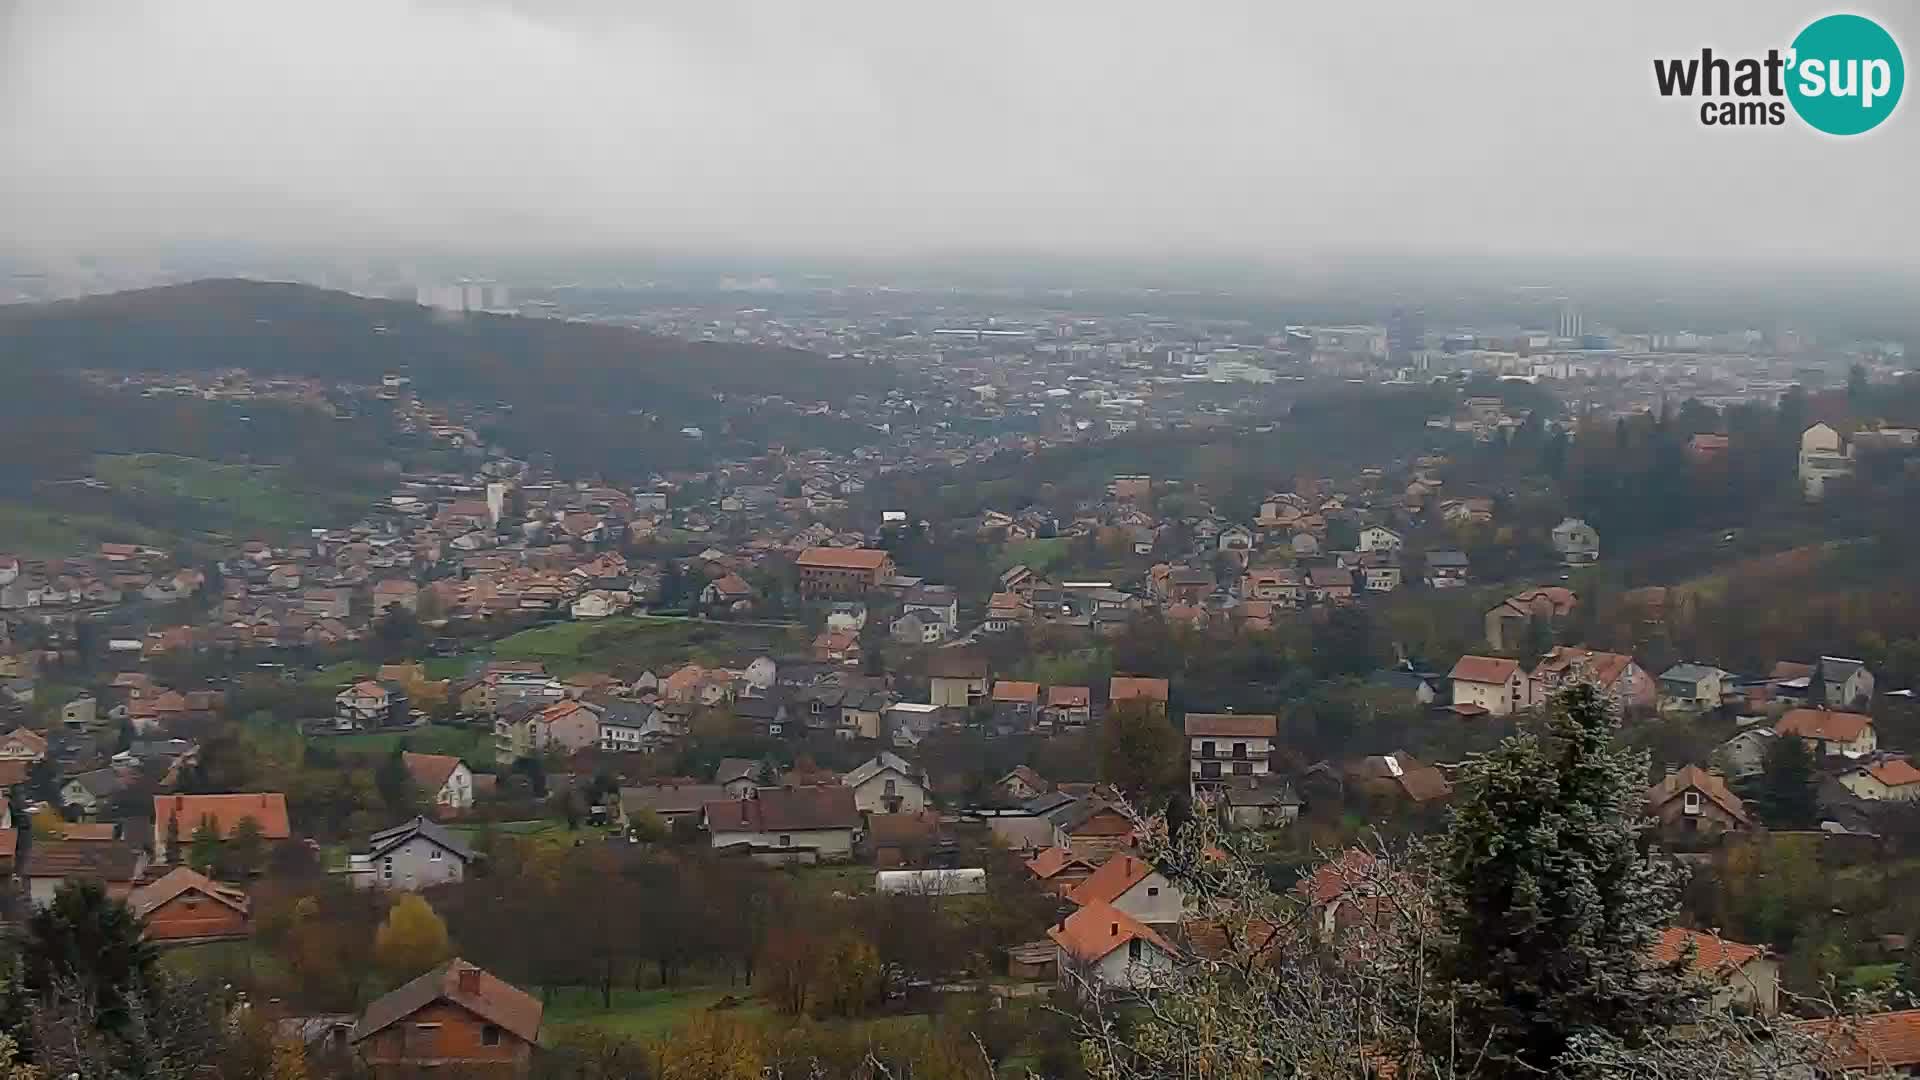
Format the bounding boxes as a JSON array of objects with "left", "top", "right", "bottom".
[{"left": 3, "top": 0, "right": 1915, "bottom": 261}]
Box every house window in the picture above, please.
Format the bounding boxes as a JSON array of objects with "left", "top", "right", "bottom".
[
  {"left": 1232, "top": 761, "right": 1253, "bottom": 776},
  {"left": 1683, "top": 791, "right": 1701, "bottom": 813},
  {"left": 482, "top": 1025, "right": 502, "bottom": 1047},
  {"left": 778, "top": 834, "right": 792, "bottom": 847},
  {"left": 1201, "top": 740, "right": 1216, "bottom": 759},
  {"left": 884, "top": 778, "right": 897, "bottom": 797},
  {"left": 382, "top": 857, "right": 394, "bottom": 880},
  {"left": 1127, "top": 939, "right": 1142, "bottom": 961},
  {"left": 1147, "top": 887, "right": 1159, "bottom": 897},
  {"left": 1231, "top": 742, "right": 1247, "bottom": 760},
  {"left": 429, "top": 848, "right": 443, "bottom": 862}
]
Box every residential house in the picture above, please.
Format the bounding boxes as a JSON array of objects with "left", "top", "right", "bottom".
[
  {"left": 1109, "top": 676, "right": 1170, "bottom": 710},
  {"left": 984, "top": 592, "right": 1027, "bottom": 632},
  {"left": 843, "top": 752, "right": 929, "bottom": 815},
  {"left": 900, "top": 585, "right": 959, "bottom": 635},
  {"left": 1346, "top": 752, "right": 1452, "bottom": 805},
  {"left": 350, "top": 959, "right": 542, "bottom": 1079},
  {"left": 891, "top": 611, "right": 945, "bottom": 645},
  {"left": 349, "top": 818, "right": 474, "bottom": 891},
  {"left": 1658, "top": 663, "right": 1734, "bottom": 712},
  {"left": 593, "top": 699, "right": 665, "bottom": 753},
  {"left": 59, "top": 768, "right": 126, "bottom": 816},
  {"left": 1529, "top": 646, "right": 1655, "bottom": 710},
  {"left": 1048, "top": 901, "right": 1177, "bottom": 995},
  {"left": 26, "top": 840, "right": 149, "bottom": 907},
  {"left": 1364, "top": 668, "right": 1439, "bottom": 706},
  {"left": 1184, "top": 713, "right": 1277, "bottom": 793},
  {"left": 990, "top": 680, "right": 1041, "bottom": 731},
  {"left": 1220, "top": 775, "right": 1303, "bottom": 830},
  {"left": 522, "top": 699, "right": 603, "bottom": 758},
  {"left": 996, "top": 766, "right": 1051, "bottom": 802},
  {"left": 1838, "top": 758, "right": 1920, "bottom": 801},
  {"left": 1044, "top": 685, "right": 1092, "bottom": 730},
  {"left": 927, "top": 651, "right": 989, "bottom": 709},
  {"left": 402, "top": 752, "right": 474, "bottom": 811},
  {"left": 1651, "top": 927, "right": 1779, "bottom": 1015},
  {"left": 61, "top": 696, "right": 97, "bottom": 729},
  {"left": 714, "top": 758, "right": 765, "bottom": 800},
  {"left": 569, "top": 590, "right": 625, "bottom": 619},
  {"left": 371, "top": 578, "right": 419, "bottom": 615},
  {"left": 1800, "top": 1009, "right": 1920, "bottom": 1073},
  {"left": 334, "top": 681, "right": 406, "bottom": 731},
  {"left": 1049, "top": 800, "right": 1137, "bottom": 861},
  {"left": 735, "top": 696, "right": 791, "bottom": 739},
  {"left": 0, "top": 727, "right": 48, "bottom": 761},
  {"left": 704, "top": 785, "right": 862, "bottom": 860},
  {"left": 1357, "top": 526, "right": 1403, "bottom": 553},
  {"left": 1798, "top": 422, "right": 1852, "bottom": 499},
  {"left": 1483, "top": 587, "right": 1579, "bottom": 653},
  {"left": 699, "top": 574, "right": 753, "bottom": 609},
  {"left": 620, "top": 783, "right": 728, "bottom": 827},
  {"left": 1775, "top": 708, "right": 1877, "bottom": 758},
  {"left": 1815, "top": 656, "right": 1876, "bottom": 708},
  {"left": 1424, "top": 549, "right": 1470, "bottom": 588},
  {"left": 1448, "top": 655, "right": 1533, "bottom": 716},
  {"left": 1712, "top": 727, "right": 1774, "bottom": 781},
  {"left": 152, "top": 793, "right": 291, "bottom": 863},
  {"left": 129, "top": 866, "right": 252, "bottom": 944},
  {"left": 867, "top": 809, "right": 944, "bottom": 868},
  {"left": 1068, "top": 852, "right": 1184, "bottom": 927},
  {"left": 794, "top": 547, "right": 896, "bottom": 597},
  {"left": 1024, "top": 846, "right": 1098, "bottom": 896},
  {"left": 1645, "top": 765, "right": 1751, "bottom": 844},
  {"left": 1551, "top": 517, "right": 1601, "bottom": 565}
]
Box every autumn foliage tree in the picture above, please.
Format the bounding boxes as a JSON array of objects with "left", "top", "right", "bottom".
[{"left": 373, "top": 894, "right": 452, "bottom": 981}]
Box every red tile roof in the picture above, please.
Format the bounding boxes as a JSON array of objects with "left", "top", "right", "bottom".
[
  {"left": 1777, "top": 708, "right": 1872, "bottom": 743},
  {"left": 1649, "top": 927, "right": 1765, "bottom": 976},
  {"left": 1109, "top": 676, "right": 1169, "bottom": 702},
  {"left": 1449, "top": 655, "right": 1520, "bottom": 684},
  {"left": 1025, "top": 846, "right": 1094, "bottom": 881},
  {"left": 153, "top": 793, "right": 291, "bottom": 841},
  {"left": 1646, "top": 766, "right": 1750, "bottom": 826},
  {"left": 1800, "top": 1008, "right": 1920, "bottom": 1069},
  {"left": 1047, "top": 686, "right": 1091, "bottom": 708},
  {"left": 1047, "top": 900, "right": 1173, "bottom": 965},
  {"left": 795, "top": 547, "right": 891, "bottom": 571},
  {"left": 1870, "top": 759, "right": 1920, "bottom": 787},
  {"left": 991, "top": 680, "right": 1041, "bottom": 704},
  {"left": 353, "top": 959, "right": 543, "bottom": 1046},
  {"left": 1068, "top": 853, "right": 1155, "bottom": 907},
  {"left": 402, "top": 752, "right": 463, "bottom": 794}
]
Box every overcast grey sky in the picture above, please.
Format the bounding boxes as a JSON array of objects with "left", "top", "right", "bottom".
[{"left": 2, "top": 0, "right": 1914, "bottom": 262}]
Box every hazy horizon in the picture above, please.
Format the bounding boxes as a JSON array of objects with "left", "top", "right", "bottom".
[{"left": 4, "top": 1, "right": 1917, "bottom": 263}]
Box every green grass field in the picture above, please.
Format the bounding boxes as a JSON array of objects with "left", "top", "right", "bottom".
[
  {"left": 998, "top": 537, "right": 1070, "bottom": 574},
  {"left": 0, "top": 501, "right": 174, "bottom": 559},
  {"left": 492, "top": 616, "right": 801, "bottom": 677},
  {"left": 94, "top": 452, "right": 316, "bottom": 534},
  {"left": 542, "top": 986, "right": 766, "bottom": 1036},
  {"left": 321, "top": 725, "right": 493, "bottom": 760}
]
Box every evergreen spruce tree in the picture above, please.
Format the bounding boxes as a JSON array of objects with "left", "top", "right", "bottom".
[{"left": 1437, "top": 682, "right": 1700, "bottom": 1075}]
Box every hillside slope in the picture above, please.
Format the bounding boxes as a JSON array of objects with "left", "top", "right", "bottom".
[
  {"left": 0, "top": 278, "right": 880, "bottom": 412},
  {"left": 0, "top": 279, "right": 886, "bottom": 477}
]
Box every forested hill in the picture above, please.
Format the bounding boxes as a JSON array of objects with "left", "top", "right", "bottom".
[{"left": 0, "top": 279, "right": 885, "bottom": 415}]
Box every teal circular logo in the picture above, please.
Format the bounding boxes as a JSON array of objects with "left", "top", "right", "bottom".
[{"left": 1788, "top": 14, "right": 1904, "bottom": 135}]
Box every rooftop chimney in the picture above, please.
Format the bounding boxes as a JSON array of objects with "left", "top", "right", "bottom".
[{"left": 456, "top": 965, "right": 480, "bottom": 994}]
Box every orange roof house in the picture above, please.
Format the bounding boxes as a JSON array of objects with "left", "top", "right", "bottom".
[
  {"left": 1109, "top": 676, "right": 1169, "bottom": 704},
  {"left": 130, "top": 866, "right": 252, "bottom": 944},
  {"left": 152, "top": 793, "right": 290, "bottom": 861}
]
